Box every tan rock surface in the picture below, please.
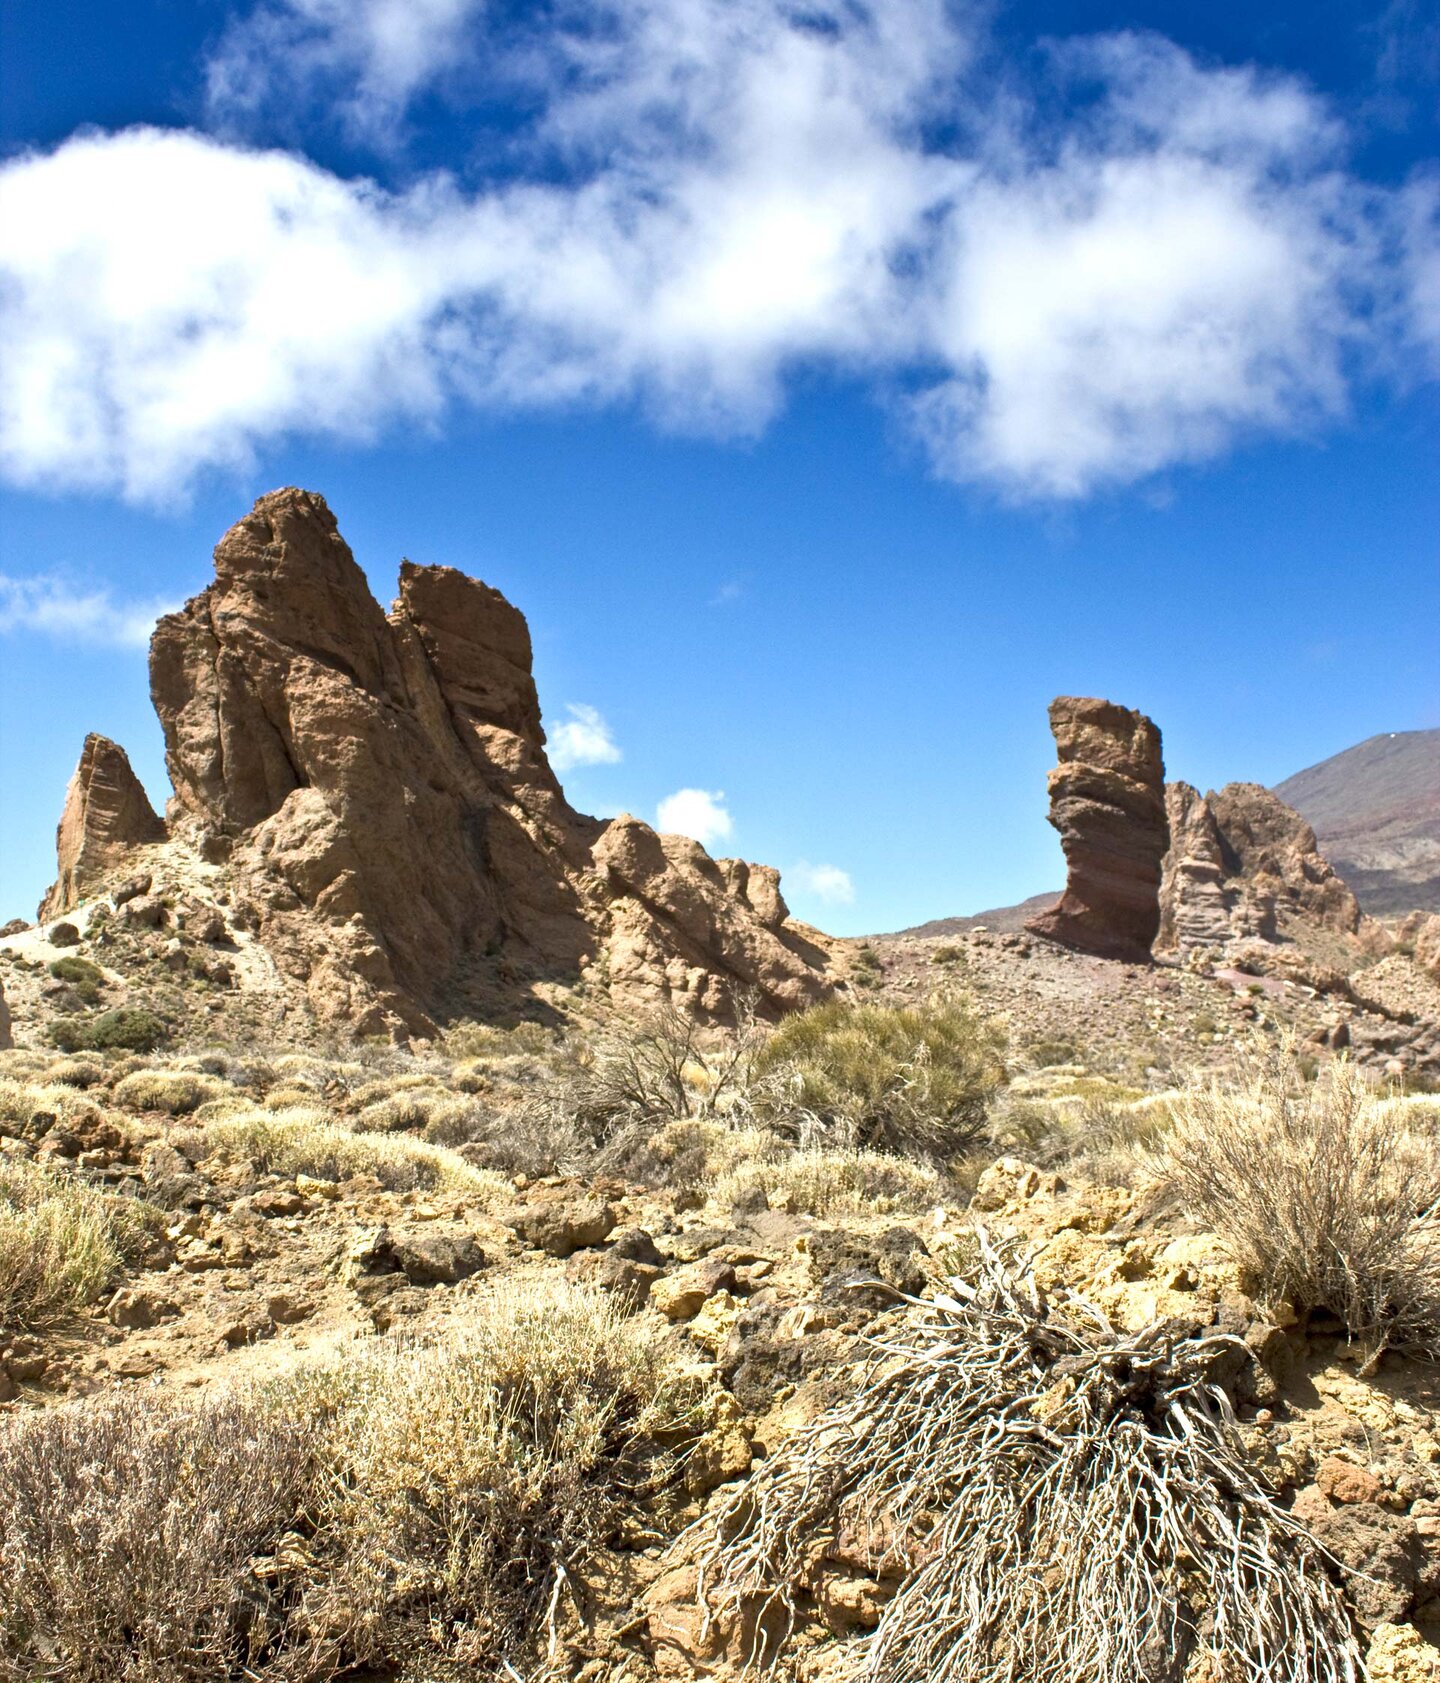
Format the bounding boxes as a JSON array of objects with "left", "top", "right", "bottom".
[
  {"left": 1026, "top": 696, "right": 1169, "bottom": 961},
  {"left": 39, "top": 486, "right": 834, "bottom": 1037},
  {"left": 38, "top": 733, "right": 165, "bottom": 920}
]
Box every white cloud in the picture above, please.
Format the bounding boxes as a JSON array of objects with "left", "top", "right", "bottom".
[
  {"left": 548, "top": 702, "right": 622, "bottom": 771},
  {"left": 0, "top": 8, "right": 1435, "bottom": 502},
  {"left": 656, "top": 787, "right": 733, "bottom": 847},
  {"left": 207, "top": 0, "right": 485, "bottom": 139},
  {"left": 0, "top": 573, "right": 176, "bottom": 648},
  {"left": 788, "top": 861, "right": 856, "bottom": 905}
]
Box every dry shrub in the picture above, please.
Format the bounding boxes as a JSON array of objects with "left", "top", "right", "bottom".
[
  {"left": 0, "top": 1283, "right": 707, "bottom": 1682},
  {"left": 195, "top": 1108, "right": 507, "bottom": 1198},
  {"left": 113, "top": 1069, "right": 228, "bottom": 1115},
  {"left": 442, "top": 1020, "right": 555, "bottom": 1060},
  {"left": 290, "top": 1279, "right": 707, "bottom": 1673},
  {"left": 0, "top": 1077, "right": 107, "bottom": 1133},
  {"left": 0, "top": 1159, "right": 159, "bottom": 1331},
  {"left": 0, "top": 1391, "right": 316, "bottom": 1683},
  {"left": 699, "top": 1235, "right": 1359, "bottom": 1683},
  {"left": 602, "top": 1117, "right": 787, "bottom": 1194},
  {"left": 442, "top": 1099, "right": 590, "bottom": 1176},
  {"left": 753, "top": 997, "right": 1006, "bottom": 1162},
  {"left": 714, "top": 1147, "right": 949, "bottom": 1217},
  {"left": 561, "top": 1002, "right": 759, "bottom": 1131},
  {"left": 352, "top": 1086, "right": 478, "bottom": 1143},
  {"left": 43, "top": 1054, "right": 109, "bottom": 1089},
  {"left": 1165, "top": 1053, "right": 1440, "bottom": 1352}
]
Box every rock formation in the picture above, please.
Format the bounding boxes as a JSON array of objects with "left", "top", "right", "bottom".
[
  {"left": 38, "top": 734, "right": 165, "bottom": 920},
  {"left": 1026, "top": 697, "right": 1169, "bottom": 961},
  {"left": 0, "top": 978, "right": 11, "bottom": 1051},
  {"left": 55, "top": 487, "right": 830, "bottom": 1036},
  {"left": 1156, "top": 782, "right": 1362, "bottom": 959}
]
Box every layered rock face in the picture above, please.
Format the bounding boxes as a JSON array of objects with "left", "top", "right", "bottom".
[
  {"left": 1026, "top": 697, "right": 1169, "bottom": 961},
  {"left": 39, "top": 734, "right": 165, "bottom": 920},
  {"left": 1157, "top": 782, "right": 1362, "bottom": 958},
  {"left": 132, "top": 488, "right": 829, "bottom": 1034}
]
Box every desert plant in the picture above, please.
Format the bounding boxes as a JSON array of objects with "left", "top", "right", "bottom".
[
  {"left": 698, "top": 1234, "right": 1360, "bottom": 1682},
  {"left": 195, "top": 1107, "right": 508, "bottom": 1197},
  {"left": 753, "top": 997, "right": 1006, "bottom": 1161},
  {"left": 713, "top": 1146, "right": 949, "bottom": 1217},
  {"left": 290, "top": 1279, "right": 708, "bottom": 1673},
  {"left": 0, "top": 1391, "right": 317, "bottom": 1682},
  {"left": 0, "top": 1159, "right": 159, "bottom": 1331},
  {"left": 1165, "top": 1052, "right": 1440, "bottom": 1354},
  {"left": 113, "top": 1068, "right": 228, "bottom": 1115},
  {"left": 48, "top": 955, "right": 106, "bottom": 1004},
  {"left": 48, "top": 1007, "right": 168, "bottom": 1054}
]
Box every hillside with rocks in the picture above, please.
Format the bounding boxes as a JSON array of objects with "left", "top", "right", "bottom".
[
  {"left": 1276, "top": 731, "right": 1440, "bottom": 917},
  {"left": 3, "top": 495, "right": 1440, "bottom": 1683}
]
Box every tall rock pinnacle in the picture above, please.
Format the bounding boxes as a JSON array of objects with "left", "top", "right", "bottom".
[
  {"left": 39, "top": 733, "right": 165, "bottom": 920},
  {"left": 1025, "top": 696, "right": 1169, "bottom": 962}
]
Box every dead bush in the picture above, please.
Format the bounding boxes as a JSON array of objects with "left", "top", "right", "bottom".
[
  {"left": 752, "top": 997, "right": 1006, "bottom": 1162},
  {"left": 1165, "top": 1052, "right": 1440, "bottom": 1353},
  {"left": 699, "top": 1234, "right": 1359, "bottom": 1682},
  {"left": 0, "top": 1391, "right": 317, "bottom": 1683}
]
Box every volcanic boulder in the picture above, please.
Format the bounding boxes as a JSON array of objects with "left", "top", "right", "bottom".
[
  {"left": 1026, "top": 697, "right": 1169, "bottom": 961},
  {"left": 137, "top": 488, "right": 830, "bottom": 1033},
  {"left": 39, "top": 734, "right": 165, "bottom": 920}
]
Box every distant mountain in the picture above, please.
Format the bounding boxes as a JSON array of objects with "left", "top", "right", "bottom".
[
  {"left": 1273, "top": 729, "right": 1440, "bottom": 917},
  {"left": 891, "top": 891, "right": 1061, "bottom": 940}
]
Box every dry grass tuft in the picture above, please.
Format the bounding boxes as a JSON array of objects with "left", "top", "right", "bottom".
[
  {"left": 0, "top": 1158, "right": 160, "bottom": 1331},
  {"left": 699, "top": 1234, "right": 1360, "bottom": 1682},
  {"left": 714, "top": 1147, "right": 949, "bottom": 1217},
  {"left": 1165, "top": 1052, "right": 1440, "bottom": 1353},
  {"left": 113, "top": 1068, "right": 229, "bottom": 1115},
  {"left": 193, "top": 1107, "right": 508, "bottom": 1198}
]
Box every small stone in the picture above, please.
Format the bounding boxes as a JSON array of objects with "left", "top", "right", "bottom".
[{"left": 1318, "top": 1456, "right": 1386, "bottom": 1506}]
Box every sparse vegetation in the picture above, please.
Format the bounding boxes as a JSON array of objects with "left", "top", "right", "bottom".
[
  {"left": 700, "top": 1236, "right": 1360, "bottom": 1683},
  {"left": 1165, "top": 1052, "right": 1440, "bottom": 1352},
  {"left": 48, "top": 1006, "right": 168, "bottom": 1054},
  {"left": 0, "top": 1281, "right": 708, "bottom": 1682},
  {"left": 192, "top": 1106, "right": 508, "bottom": 1196},
  {"left": 754, "top": 997, "right": 1007, "bottom": 1161},
  {"left": 0, "top": 1158, "right": 159, "bottom": 1331}
]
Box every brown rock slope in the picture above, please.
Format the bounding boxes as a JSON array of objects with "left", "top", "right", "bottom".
[
  {"left": 46, "top": 488, "right": 831, "bottom": 1036},
  {"left": 1157, "top": 781, "right": 1362, "bottom": 959},
  {"left": 1026, "top": 696, "right": 1169, "bottom": 961},
  {"left": 38, "top": 734, "right": 165, "bottom": 922}
]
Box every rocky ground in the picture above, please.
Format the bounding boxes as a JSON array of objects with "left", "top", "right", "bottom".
[{"left": 3, "top": 986, "right": 1440, "bottom": 1679}]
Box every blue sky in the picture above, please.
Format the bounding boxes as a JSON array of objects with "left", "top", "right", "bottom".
[{"left": 0, "top": 0, "right": 1437, "bottom": 935}]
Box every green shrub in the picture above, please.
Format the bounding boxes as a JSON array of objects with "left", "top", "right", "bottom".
[
  {"left": 755, "top": 998, "right": 1007, "bottom": 1161},
  {"left": 48, "top": 1008, "right": 168, "bottom": 1055},
  {"left": 47, "top": 956, "right": 105, "bottom": 1005}
]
